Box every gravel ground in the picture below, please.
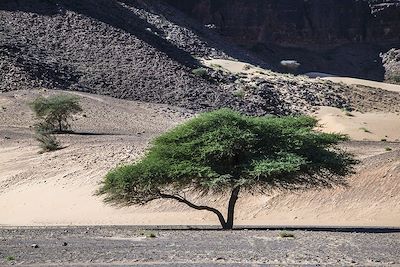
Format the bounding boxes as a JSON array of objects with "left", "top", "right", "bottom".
[{"left": 0, "top": 227, "right": 399, "bottom": 266}]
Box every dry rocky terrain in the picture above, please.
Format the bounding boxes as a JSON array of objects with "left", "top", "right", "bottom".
[{"left": 1, "top": 227, "right": 400, "bottom": 266}]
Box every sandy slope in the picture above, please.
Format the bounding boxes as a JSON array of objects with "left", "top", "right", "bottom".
[
  {"left": 0, "top": 89, "right": 399, "bottom": 227},
  {"left": 314, "top": 107, "right": 400, "bottom": 142},
  {"left": 305, "top": 72, "right": 400, "bottom": 93},
  {"left": 203, "top": 59, "right": 400, "bottom": 94},
  {"left": 323, "top": 77, "right": 400, "bottom": 93}
]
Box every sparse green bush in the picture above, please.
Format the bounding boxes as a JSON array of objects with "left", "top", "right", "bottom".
[
  {"left": 210, "top": 63, "right": 222, "bottom": 69},
  {"left": 139, "top": 231, "right": 157, "bottom": 238},
  {"left": 360, "top": 127, "right": 371, "bottom": 133},
  {"left": 5, "top": 256, "right": 15, "bottom": 261},
  {"left": 388, "top": 75, "right": 400, "bottom": 84},
  {"left": 243, "top": 64, "right": 252, "bottom": 71},
  {"left": 192, "top": 67, "right": 208, "bottom": 78},
  {"left": 30, "top": 94, "right": 82, "bottom": 133},
  {"left": 385, "top": 147, "right": 392, "bottom": 151},
  {"left": 35, "top": 132, "right": 60, "bottom": 152},
  {"left": 342, "top": 109, "right": 354, "bottom": 117},
  {"left": 233, "top": 89, "right": 245, "bottom": 98},
  {"left": 279, "top": 232, "right": 295, "bottom": 238}
]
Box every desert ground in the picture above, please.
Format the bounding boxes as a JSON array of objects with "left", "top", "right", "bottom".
[
  {"left": 1, "top": 89, "right": 399, "bottom": 227},
  {"left": 1, "top": 226, "right": 400, "bottom": 266}
]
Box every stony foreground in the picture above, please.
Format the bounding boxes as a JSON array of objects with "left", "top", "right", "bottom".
[{"left": 0, "top": 227, "right": 399, "bottom": 266}]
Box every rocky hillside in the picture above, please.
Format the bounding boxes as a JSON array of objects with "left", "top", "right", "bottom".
[
  {"left": 382, "top": 48, "right": 400, "bottom": 84},
  {"left": 0, "top": 0, "right": 399, "bottom": 115},
  {"left": 166, "top": 0, "right": 400, "bottom": 80}
]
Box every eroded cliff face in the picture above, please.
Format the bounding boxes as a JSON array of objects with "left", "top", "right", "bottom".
[
  {"left": 164, "top": 0, "right": 400, "bottom": 80},
  {"left": 165, "top": 0, "right": 400, "bottom": 49}
]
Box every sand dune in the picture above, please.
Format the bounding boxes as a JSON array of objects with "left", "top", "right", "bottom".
[
  {"left": 0, "top": 90, "right": 399, "bottom": 227},
  {"left": 314, "top": 106, "right": 400, "bottom": 142},
  {"left": 322, "top": 77, "right": 400, "bottom": 93}
]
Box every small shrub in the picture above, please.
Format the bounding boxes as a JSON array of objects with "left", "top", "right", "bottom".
[
  {"left": 147, "top": 232, "right": 157, "bottom": 238},
  {"left": 279, "top": 232, "right": 295, "bottom": 238},
  {"left": 192, "top": 67, "right": 208, "bottom": 78},
  {"left": 381, "top": 138, "right": 387, "bottom": 142},
  {"left": 342, "top": 109, "right": 354, "bottom": 117},
  {"left": 243, "top": 64, "right": 252, "bottom": 71},
  {"left": 139, "top": 231, "right": 157, "bottom": 238},
  {"left": 360, "top": 127, "right": 371, "bottom": 133},
  {"left": 233, "top": 90, "right": 245, "bottom": 98},
  {"left": 385, "top": 147, "right": 392, "bottom": 151},
  {"left": 5, "top": 256, "right": 15, "bottom": 261},
  {"left": 210, "top": 63, "right": 222, "bottom": 69},
  {"left": 389, "top": 75, "right": 400, "bottom": 84},
  {"left": 35, "top": 132, "right": 60, "bottom": 152}
]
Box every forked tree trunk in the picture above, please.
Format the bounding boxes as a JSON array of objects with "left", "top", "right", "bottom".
[{"left": 159, "top": 186, "right": 241, "bottom": 230}]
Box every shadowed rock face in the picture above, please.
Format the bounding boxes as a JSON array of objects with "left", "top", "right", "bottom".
[
  {"left": 164, "top": 0, "right": 400, "bottom": 80},
  {"left": 165, "top": 0, "right": 400, "bottom": 48}
]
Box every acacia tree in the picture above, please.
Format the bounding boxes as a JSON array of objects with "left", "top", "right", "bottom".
[
  {"left": 99, "top": 109, "right": 356, "bottom": 229},
  {"left": 30, "top": 94, "right": 82, "bottom": 133}
]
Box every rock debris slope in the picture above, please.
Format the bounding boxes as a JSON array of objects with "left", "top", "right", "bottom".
[{"left": 2, "top": 0, "right": 398, "bottom": 115}]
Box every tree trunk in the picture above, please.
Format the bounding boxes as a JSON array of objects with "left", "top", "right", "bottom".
[
  {"left": 58, "top": 119, "right": 62, "bottom": 132},
  {"left": 159, "top": 186, "right": 241, "bottom": 230},
  {"left": 223, "top": 186, "right": 240, "bottom": 230}
]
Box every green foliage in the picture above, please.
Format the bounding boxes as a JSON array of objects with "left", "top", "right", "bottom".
[
  {"left": 5, "top": 256, "right": 15, "bottom": 261},
  {"left": 30, "top": 94, "right": 82, "bottom": 132},
  {"left": 385, "top": 147, "right": 392, "bottom": 151},
  {"left": 342, "top": 108, "right": 354, "bottom": 117},
  {"left": 388, "top": 75, "right": 400, "bottom": 84},
  {"left": 192, "top": 67, "right": 208, "bottom": 78},
  {"left": 279, "top": 232, "right": 295, "bottom": 238},
  {"left": 35, "top": 132, "right": 60, "bottom": 152},
  {"left": 139, "top": 231, "right": 157, "bottom": 238},
  {"left": 233, "top": 89, "right": 245, "bottom": 99},
  {"left": 100, "top": 109, "right": 356, "bottom": 205},
  {"left": 32, "top": 119, "right": 61, "bottom": 153},
  {"left": 360, "top": 127, "right": 371, "bottom": 133}
]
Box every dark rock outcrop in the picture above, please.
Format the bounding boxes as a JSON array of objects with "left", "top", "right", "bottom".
[
  {"left": 164, "top": 0, "right": 400, "bottom": 80},
  {"left": 165, "top": 0, "right": 400, "bottom": 48},
  {"left": 382, "top": 48, "right": 400, "bottom": 84}
]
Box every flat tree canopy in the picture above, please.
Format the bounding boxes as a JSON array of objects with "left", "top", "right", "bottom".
[
  {"left": 30, "top": 94, "right": 82, "bottom": 132},
  {"left": 99, "top": 109, "right": 356, "bottom": 229}
]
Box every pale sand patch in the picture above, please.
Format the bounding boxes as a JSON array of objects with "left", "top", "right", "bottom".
[
  {"left": 203, "top": 59, "right": 400, "bottom": 94},
  {"left": 313, "top": 106, "right": 400, "bottom": 142},
  {"left": 322, "top": 77, "right": 400, "bottom": 93},
  {"left": 201, "top": 58, "right": 271, "bottom": 76}
]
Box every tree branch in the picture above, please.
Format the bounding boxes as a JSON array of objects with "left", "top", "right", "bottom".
[{"left": 158, "top": 192, "right": 226, "bottom": 228}]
